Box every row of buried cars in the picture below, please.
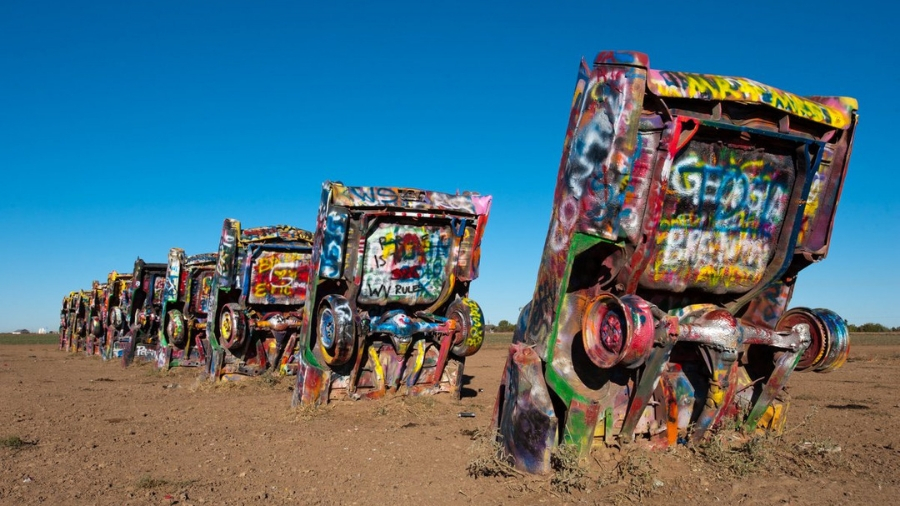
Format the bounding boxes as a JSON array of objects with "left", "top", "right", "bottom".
[
  {"left": 60, "top": 179, "right": 493, "bottom": 403},
  {"left": 57, "top": 51, "right": 859, "bottom": 475}
]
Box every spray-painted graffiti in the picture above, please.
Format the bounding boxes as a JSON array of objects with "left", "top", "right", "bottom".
[
  {"left": 135, "top": 345, "right": 156, "bottom": 359},
  {"left": 648, "top": 70, "right": 850, "bottom": 128},
  {"left": 320, "top": 208, "right": 348, "bottom": 279},
  {"left": 164, "top": 250, "right": 181, "bottom": 303},
  {"left": 332, "top": 185, "right": 478, "bottom": 214},
  {"left": 533, "top": 59, "right": 646, "bottom": 347},
  {"left": 495, "top": 50, "right": 858, "bottom": 476},
  {"left": 797, "top": 146, "right": 834, "bottom": 245},
  {"left": 216, "top": 220, "right": 239, "bottom": 288},
  {"left": 562, "top": 69, "right": 640, "bottom": 238},
  {"left": 293, "top": 181, "right": 492, "bottom": 406},
  {"left": 151, "top": 277, "right": 166, "bottom": 306},
  {"left": 618, "top": 129, "right": 659, "bottom": 242},
  {"left": 463, "top": 298, "right": 484, "bottom": 348},
  {"left": 247, "top": 251, "right": 311, "bottom": 305},
  {"left": 359, "top": 224, "right": 451, "bottom": 305},
  {"left": 242, "top": 225, "right": 314, "bottom": 244},
  {"left": 644, "top": 142, "right": 794, "bottom": 291},
  {"left": 743, "top": 282, "right": 793, "bottom": 328},
  {"left": 191, "top": 272, "right": 214, "bottom": 314}
]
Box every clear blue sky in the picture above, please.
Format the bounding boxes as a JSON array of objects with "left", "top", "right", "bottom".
[{"left": 1, "top": 0, "right": 896, "bottom": 331}]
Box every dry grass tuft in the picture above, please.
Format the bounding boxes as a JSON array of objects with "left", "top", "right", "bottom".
[
  {"left": 135, "top": 475, "right": 196, "bottom": 490},
  {"left": 466, "top": 429, "right": 523, "bottom": 479},
  {"left": 292, "top": 401, "right": 335, "bottom": 421},
  {"left": 550, "top": 443, "right": 589, "bottom": 493},
  {"left": 693, "top": 431, "right": 772, "bottom": 477},
  {"left": 135, "top": 475, "right": 170, "bottom": 489},
  {"left": 606, "top": 449, "right": 659, "bottom": 501},
  {"left": 0, "top": 435, "right": 31, "bottom": 449},
  {"left": 373, "top": 395, "right": 437, "bottom": 419}
]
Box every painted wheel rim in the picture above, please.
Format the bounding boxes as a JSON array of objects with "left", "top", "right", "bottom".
[
  {"left": 600, "top": 311, "right": 623, "bottom": 353},
  {"left": 220, "top": 312, "right": 233, "bottom": 341},
  {"left": 319, "top": 308, "right": 335, "bottom": 350},
  {"left": 167, "top": 317, "right": 184, "bottom": 343}
]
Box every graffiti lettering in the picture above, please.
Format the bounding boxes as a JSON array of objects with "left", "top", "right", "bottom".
[
  {"left": 359, "top": 224, "right": 451, "bottom": 305},
  {"left": 364, "top": 281, "right": 390, "bottom": 299},
  {"left": 392, "top": 265, "right": 420, "bottom": 280},
  {"left": 464, "top": 298, "right": 484, "bottom": 347},
  {"left": 333, "top": 185, "right": 478, "bottom": 214},
  {"left": 248, "top": 251, "right": 311, "bottom": 305},
  {"left": 394, "top": 285, "right": 420, "bottom": 295},
  {"left": 645, "top": 142, "right": 794, "bottom": 291}
]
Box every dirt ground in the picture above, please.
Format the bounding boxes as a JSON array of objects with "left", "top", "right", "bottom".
[{"left": 2, "top": 339, "right": 899, "bottom": 505}]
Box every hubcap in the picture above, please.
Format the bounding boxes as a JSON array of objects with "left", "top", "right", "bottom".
[
  {"left": 319, "top": 308, "right": 335, "bottom": 349},
  {"left": 600, "top": 311, "right": 623, "bottom": 353},
  {"left": 221, "top": 312, "right": 233, "bottom": 340}
]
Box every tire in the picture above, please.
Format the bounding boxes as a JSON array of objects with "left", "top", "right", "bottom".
[
  {"left": 166, "top": 309, "right": 188, "bottom": 349},
  {"left": 110, "top": 306, "right": 125, "bottom": 330},
  {"left": 776, "top": 307, "right": 850, "bottom": 373},
  {"left": 218, "top": 303, "right": 247, "bottom": 351},
  {"left": 89, "top": 318, "right": 103, "bottom": 338},
  {"left": 447, "top": 298, "right": 485, "bottom": 357},
  {"left": 317, "top": 295, "right": 355, "bottom": 367}
]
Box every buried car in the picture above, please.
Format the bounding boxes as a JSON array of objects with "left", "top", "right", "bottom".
[
  {"left": 155, "top": 248, "right": 217, "bottom": 370},
  {"left": 66, "top": 289, "right": 90, "bottom": 353},
  {"left": 83, "top": 280, "right": 108, "bottom": 357},
  {"left": 201, "top": 219, "right": 314, "bottom": 380},
  {"left": 491, "top": 51, "right": 857, "bottom": 473},
  {"left": 59, "top": 291, "right": 78, "bottom": 351},
  {"left": 101, "top": 270, "right": 134, "bottom": 360},
  {"left": 292, "top": 181, "right": 492, "bottom": 406},
  {"left": 110, "top": 258, "right": 167, "bottom": 365}
]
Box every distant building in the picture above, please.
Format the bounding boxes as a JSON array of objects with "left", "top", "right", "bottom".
[
  {"left": 11, "top": 329, "right": 31, "bottom": 335},
  {"left": 38, "top": 328, "right": 48, "bottom": 334}
]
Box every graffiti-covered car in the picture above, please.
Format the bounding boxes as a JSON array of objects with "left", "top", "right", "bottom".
[
  {"left": 101, "top": 270, "right": 133, "bottom": 360},
  {"left": 202, "top": 220, "right": 314, "bottom": 380},
  {"left": 83, "top": 280, "right": 108, "bottom": 356},
  {"left": 292, "top": 181, "right": 492, "bottom": 406},
  {"left": 67, "top": 289, "right": 90, "bottom": 353},
  {"left": 491, "top": 51, "right": 858, "bottom": 474},
  {"left": 155, "top": 248, "right": 217, "bottom": 370},
  {"left": 59, "top": 291, "right": 77, "bottom": 351},
  {"left": 111, "top": 258, "right": 167, "bottom": 365}
]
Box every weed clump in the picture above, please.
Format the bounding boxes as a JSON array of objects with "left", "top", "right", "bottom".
[
  {"left": 136, "top": 475, "right": 170, "bottom": 489},
  {"left": 135, "top": 475, "right": 196, "bottom": 490},
  {"left": 466, "top": 429, "right": 522, "bottom": 478},
  {"left": 550, "top": 443, "right": 588, "bottom": 493},
  {"left": 607, "top": 450, "right": 659, "bottom": 501},
  {"left": 292, "top": 401, "right": 334, "bottom": 421},
  {"left": 693, "top": 432, "right": 772, "bottom": 477},
  {"left": 0, "top": 435, "right": 29, "bottom": 449}
]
